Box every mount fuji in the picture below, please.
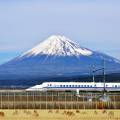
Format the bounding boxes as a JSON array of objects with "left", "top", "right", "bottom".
[{"left": 0, "top": 35, "right": 120, "bottom": 87}]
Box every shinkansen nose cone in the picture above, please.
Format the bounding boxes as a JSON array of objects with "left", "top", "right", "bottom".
[{"left": 26, "top": 85, "right": 46, "bottom": 91}]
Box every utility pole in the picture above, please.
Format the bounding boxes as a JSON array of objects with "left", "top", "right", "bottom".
[
  {"left": 92, "top": 65, "right": 95, "bottom": 83},
  {"left": 103, "top": 58, "right": 106, "bottom": 92}
]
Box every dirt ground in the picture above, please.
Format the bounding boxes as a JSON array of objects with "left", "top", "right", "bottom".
[{"left": 0, "top": 109, "right": 120, "bottom": 120}]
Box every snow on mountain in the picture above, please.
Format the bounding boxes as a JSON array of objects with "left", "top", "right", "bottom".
[{"left": 21, "top": 35, "right": 93, "bottom": 57}]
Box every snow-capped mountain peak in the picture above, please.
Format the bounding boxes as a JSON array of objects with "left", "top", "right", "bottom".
[{"left": 21, "top": 35, "right": 93, "bottom": 57}]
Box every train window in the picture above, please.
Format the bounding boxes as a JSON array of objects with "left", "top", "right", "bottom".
[
  {"left": 84, "top": 85, "right": 86, "bottom": 87},
  {"left": 69, "top": 85, "right": 71, "bottom": 87},
  {"left": 72, "top": 85, "right": 74, "bottom": 87},
  {"left": 81, "top": 85, "right": 83, "bottom": 87},
  {"left": 60, "top": 85, "right": 62, "bottom": 87},
  {"left": 78, "top": 85, "right": 80, "bottom": 87},
  {"left": 87, "top": 85, "right": 89, "bottom": 87},
  {"left": 115, "top": 85, "right": 117, "bottom": 88},
  {"left": 75, "top": 85, "right": 77, "bottom": 87},
  {"left": 90, "top": 85, "right": 92, "bottom": 87}
]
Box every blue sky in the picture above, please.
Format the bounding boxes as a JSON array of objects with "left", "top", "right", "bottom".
[{"left": 0, "top": 0, "right": 120, "bottom": 64}]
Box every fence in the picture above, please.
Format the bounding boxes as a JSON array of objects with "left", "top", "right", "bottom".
[{"left": 0, "top": 90, "right": 120, "bottom": 109}]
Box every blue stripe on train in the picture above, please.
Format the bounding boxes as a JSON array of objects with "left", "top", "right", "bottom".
[{"left": 44, "top": 87, "right": 120, "bottom": 89}]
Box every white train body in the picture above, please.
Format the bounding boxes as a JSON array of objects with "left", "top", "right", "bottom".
[{"left": 26, "top": 82, "right": 120, "bottom": 92}]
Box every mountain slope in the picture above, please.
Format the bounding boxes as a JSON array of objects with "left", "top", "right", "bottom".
[{"left": 0, "top": 35, "right": 120, "bottom": 87}]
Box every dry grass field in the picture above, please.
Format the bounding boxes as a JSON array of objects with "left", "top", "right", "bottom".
[{"left": 0, "top": 109, "right": 120, "bottom": 120}]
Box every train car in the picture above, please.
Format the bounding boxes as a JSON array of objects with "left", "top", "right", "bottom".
[{"left": 26, "top": 82, "right": 120, "bottom": 92}]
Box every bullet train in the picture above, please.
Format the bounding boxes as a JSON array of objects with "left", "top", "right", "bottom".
[{"left": 26, "top": 82, "right": 120, "bottom": 92}]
